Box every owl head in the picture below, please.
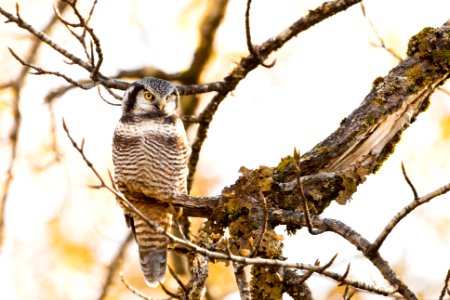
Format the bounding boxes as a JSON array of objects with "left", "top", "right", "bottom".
[{"left": 122, "top": 77, "right": 180, "bottom": 118}]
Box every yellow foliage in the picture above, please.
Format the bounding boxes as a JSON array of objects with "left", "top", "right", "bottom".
[
  {"left": 206, "top": 262, "right": 236, "bottom": 299},
  {"left": 439, "top": 115, "right": 450, "bottom": 140},
  {"left": 47, "top": 220, "right": 95, "bottom": 272},
  {"left": 0, "top": 88, "right": 14, "bottom": 113}
]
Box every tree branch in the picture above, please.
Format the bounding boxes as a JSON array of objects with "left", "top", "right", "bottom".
[{"left": 372, "top": 180, "right": 450, "bottom": 252}]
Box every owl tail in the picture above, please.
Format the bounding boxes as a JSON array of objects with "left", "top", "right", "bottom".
[
  {"left": 131, "top": 211, "right": 170, "bottom": 287},
  {"left": 139, "top": 248, "right": 167, "bottom": 287}
]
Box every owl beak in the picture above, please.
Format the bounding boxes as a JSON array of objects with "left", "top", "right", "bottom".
[{"left": 157, "top": 101, "right": 165, "bottom": 111}]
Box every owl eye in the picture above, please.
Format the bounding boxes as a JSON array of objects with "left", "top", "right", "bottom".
[{"left": 143, "top": 92, "right": 154, "bottom": 101}]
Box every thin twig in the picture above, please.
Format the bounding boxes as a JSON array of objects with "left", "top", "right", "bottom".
[
  {"left": 438, "top": 269, "right": 450, "bottom": 300},
  {"left": 245, "top": 0, "right": 275, "bottom": 68},
  {"left": 293, "top": 148, "right": 321, "bottom": 235},
  {"left": 61, "top": 0, "right": 104, "bottom": 79},
  {"left": 343, "top": 284, "right": 357, "bottom": 300},
  {"left": 98, "top": 232, "right": 133, "bottom": 300},
  {"left": 97, "top": 86, "right": 121, "bottom": 106},
  {"left": 372, "top": 180, "right": 450, "bottom": 252},
  {"left": 439, "top": 87, "right": 450, "bottom": 96},
  {"left": 401, "top": 162, "right": 419, "bottom": 200},
  {"left": 168, "top": 266, "right": 187, "bottom": 292},
  {"left": 102, "top": 86, "right": 123, "bottom": 101},
  {"left": 360, "top": 2, "right": 402, "bottom": 60},
  {"left": 337, "top": 264, "right": 351, "bottom": 286},
  {"left": 249, "top": 192, "right": 268, "bottom": 257},
  {"left": 119, "top": 272, "right": 152, "bottom": 300},
  {"left": 160, "top": 282, "right": 181, "bottom": 299},
  {"left": 8, "top": 47, "right": 95, "bottom": 89}
]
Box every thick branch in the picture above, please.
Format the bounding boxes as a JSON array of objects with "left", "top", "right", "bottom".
[{"left": 277, "top": 21, "right": 450, "bottom": 206}]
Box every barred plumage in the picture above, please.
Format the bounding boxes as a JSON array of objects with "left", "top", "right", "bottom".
[{"left": 112, "top": 78, "right": 190, "bottom": 286}]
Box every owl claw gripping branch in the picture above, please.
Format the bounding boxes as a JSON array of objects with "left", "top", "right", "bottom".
[{"left": 112, "top": 78, "right": 191, "bottom": 286}]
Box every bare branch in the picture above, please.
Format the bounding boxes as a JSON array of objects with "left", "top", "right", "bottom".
[
  {"left": 8, "top": 47, "right": 95, "bottom": 89},
  {"left": 160, "top": 282, "right": 181, "bottom": 299},
  {"left": 283, "top": 269, "right": 313, "bottom": 300},
  {"left": 119, "top": 272, "right": 152, "bottom": 300},
  {"left": 248, "top": 192, "right": 268, "bottom": 258},
  {"left": 233, "top": 263, "right": 250, "bottom": 300},
  {"left": 293, "top": 148, "right": 321, "bottom": 235},
  {"left": 343, "top": 284, "right": 357, "bottom": 300},
  {"left": 61, "top": 0, "right": 104, "bottom": 79},
  {"left": 338, "top": 264, "right": 352, "bottom": 286},
  {"left": 97, "top": 86, "right": 121, "bottom": 106},
  {"left": 244, "top": 0, "right": 275, "bottom": 68},
  {"left": 168, "top": 266, "right": 187, "bottom": 293},
  {"left": 372, "top": 180, "right": 450, "bottom": 252},
  {"left": 439, "top": 269, "right": 450, "bottom": 300},
  {"left": 272, "top": 211, "right": 414, "bottom": 298},
  {"left": 360, "top": 2, "right": 402, "bottom": 60},
  {"left": 97, "top": 233, "right": 133, "bottom": 300}
]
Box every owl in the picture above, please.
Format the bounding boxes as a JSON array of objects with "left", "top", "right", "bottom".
[{"left": 112, "top": 77, "right": 190, "bottom": 286}]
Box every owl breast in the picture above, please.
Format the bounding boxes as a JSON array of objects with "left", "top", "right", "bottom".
[{"left": 113, "top": 117, "right": 190, "bottom": 199}]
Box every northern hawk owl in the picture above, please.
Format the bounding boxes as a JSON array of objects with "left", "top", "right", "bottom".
[{"left": 112, "top": 77, "right": 190, "bottom": 286}]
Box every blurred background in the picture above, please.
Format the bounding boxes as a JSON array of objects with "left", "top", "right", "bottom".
[{"left": 0, "top": 0, "right": 449, "bottom": 299}]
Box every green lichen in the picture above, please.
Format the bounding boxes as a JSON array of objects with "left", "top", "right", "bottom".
[
  {"left": 372, "top": 76, "right": 384, "bottom": 89},
  {"left": 250, "top": 231, "right": 285, "bottom": 299},
  {"left": 407, "top": 26, "right": 450, "bottom": 69},
  {"left": 277, "top": 155, "right": 293, "bottom": 170},
  {"left": 371, "top": 94, "right": 385, "bottom": 106},
  {"left": 433, "top": 48, "right": 450, "bottom": 68},
  {"left": 366, "top": 113, "right": 377, "bottom": 126},
  {"left": 407, "top": 27, "right": 437, "bottom": 57},
  {"left": 405, "top": 64, "right": 431, "bottom": 86},
  {"left": 316, "top": 146, "right": 329, "bottom": 154}
]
